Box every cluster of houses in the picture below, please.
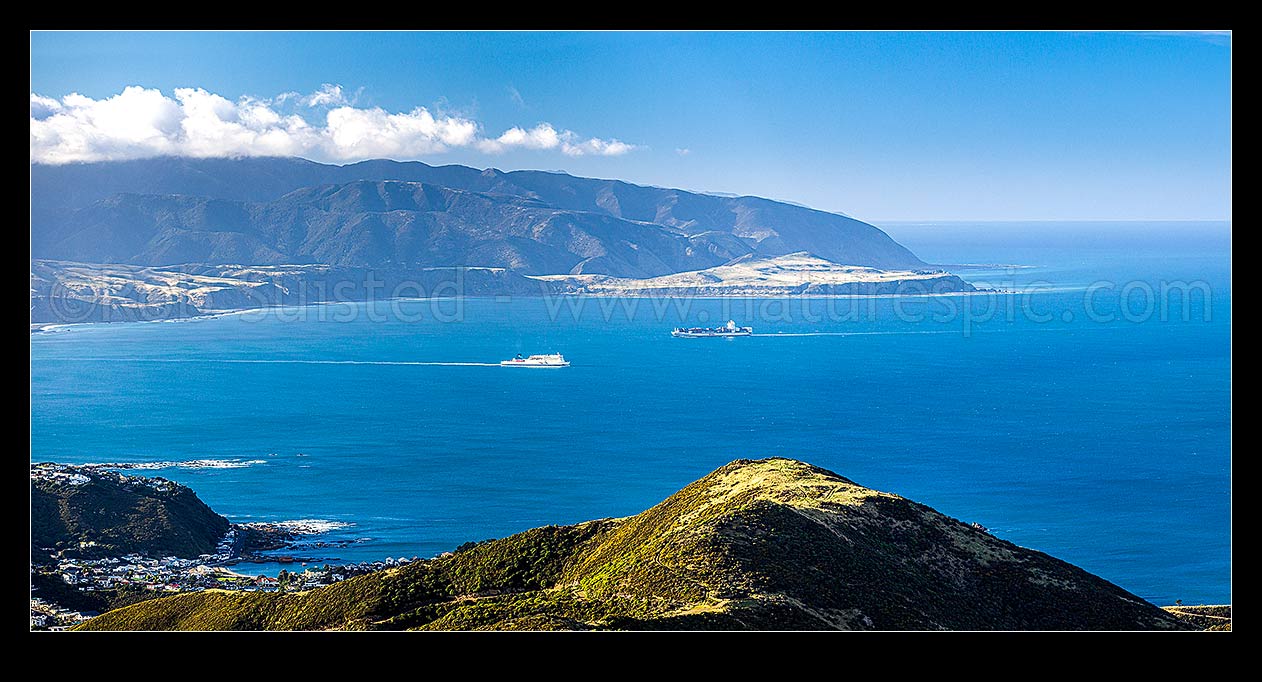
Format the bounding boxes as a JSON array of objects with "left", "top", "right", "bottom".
[
  {"left": 31, "top": 462, "right": 180, "bottom": 493},
  {"left": 55, "top": 553, "right": 235, "bottom": 592},
  {"left": 33, "top": 543, "right": 428, "bottom": 630},
  {"left": 272, "top": 557, "right": 422, "bottom": 587},
  {"left": 32, "top": 463, "right": 433, "bottom": 630},
  {"left": 30, "top": 463, "right": 90, "bottom": 486},
  {"left": 29, "top": 597, "right": 95, "bottom": 631},
  {"left": 212, "top": 528, "right": 238, "bottom": 560},
  {"left": 324, "top": 556, "right": 417, "bottom": 580}
]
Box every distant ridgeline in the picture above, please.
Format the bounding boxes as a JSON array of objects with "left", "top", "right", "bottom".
[
  {"left": 28, "top": 157, "right": 976, "bottom": 323},
  {"left": 77, "top": 458, "right": 1192, "bottom": 631},
  {"left": 31, "top": 463, "right": 229, "bottom": 561}
]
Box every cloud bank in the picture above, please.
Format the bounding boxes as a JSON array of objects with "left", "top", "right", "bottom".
[{"left": 30, "top": 85, "right": 639, "bottom": 164}]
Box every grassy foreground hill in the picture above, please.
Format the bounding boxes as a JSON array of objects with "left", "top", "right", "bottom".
[
  {"left": 77, "top": 458, "right": 1188, "bottom": 631},
  {"left": 31, "top": 464, "right": 230, "bottom": 560},
  {"left": 1163, "top": 605, "right": 1232, "bottom": 631}
]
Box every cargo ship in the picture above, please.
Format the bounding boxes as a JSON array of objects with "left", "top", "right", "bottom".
[{"left": 670, "top": 320, "right": 753, "bottom": 338}]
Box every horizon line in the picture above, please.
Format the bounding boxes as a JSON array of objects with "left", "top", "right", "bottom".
[{"left": 870, "top": 218, "right": 1232, "bottom": 224}]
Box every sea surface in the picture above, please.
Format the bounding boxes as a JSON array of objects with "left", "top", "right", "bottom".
[{"left": 29, "top": 221, "right": 1231, "bottom": 606}]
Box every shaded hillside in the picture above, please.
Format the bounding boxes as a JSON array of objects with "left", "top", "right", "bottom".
[
  {"left": 31, "top": 158, "right": 925, "bottom": 273},
  {"left": 79, "top": 458, "right": 1187, "bottom": 631},
  {"left": 31, "top": 464, "right": 230, "bottom": 560},
  {"left": 29, "top": 184, "right": 743, "bottom": 278},
  {"left": 31, "top": 157, "right": 502, "bottom": 210}
]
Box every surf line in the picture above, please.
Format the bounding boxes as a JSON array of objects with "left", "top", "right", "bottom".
[
  {"left": 62, "top": 358, "right": 502, "bottom": 367},
  {"left": 748, "top": 330, "right": 963, "bottom": 337},
  {"left": 748, "top": 326, "right": 1112, "bottom": 337}
]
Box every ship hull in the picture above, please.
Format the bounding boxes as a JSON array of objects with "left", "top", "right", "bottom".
[
  {"left": 500, "top": 361, "right": 571, "bottom": 367},
  {"left": 670, "top": 331, "right": 753, "bottom": 338},
  {"left": 500, "top": 353, "right": 569, "bottom": 367}
]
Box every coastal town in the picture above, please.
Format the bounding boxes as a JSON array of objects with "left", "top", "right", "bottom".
[
  {"left": 32, "top": 553, "right": 420, "bottom": 629},
  {"left": 31, "top": 462, "right": 418, "bottom": 630},
  {"left": 31, "top": 461, "right": 183, "bottom": 492},
  {"left": 31, "top": 532, "right": 420, "bottom": 630}
]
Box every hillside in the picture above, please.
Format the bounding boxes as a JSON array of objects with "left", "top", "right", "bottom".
[
  {"left": 1162, "top": 605, "right": 1232, "bottom": 631},
  {"left": 30, "top": 158, "right": 926, "bottom": 274},
  {"left": 31, "top": 463, "right": 230, "bottom": 560},
  {"left": 30, "top": 259, "right": 552, "bottom": 324},
  {"left": 29, "top": 254, "right": 978, "bottom": 324},
  {"left": 78, "top": 458, "right": 1188, "bottom": 631},
  {"left": 539, "top": 252, "right": 978, "bottom": 297}
]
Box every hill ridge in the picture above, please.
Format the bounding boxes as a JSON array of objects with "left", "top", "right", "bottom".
[
  {"left": 76, "top": 457, "right": 1188, "bottom": 631},
  {"left": 31, "top": 463, "right": 230, "bottom": 560},
  {"left": 31, "top": 157, "right": 926, "bottom": 276}
]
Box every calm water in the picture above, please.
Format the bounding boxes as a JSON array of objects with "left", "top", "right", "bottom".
[{"left": 29, "top": 221, "right": 1231, "bottom": 605}]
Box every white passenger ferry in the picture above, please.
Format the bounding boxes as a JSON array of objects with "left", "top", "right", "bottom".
[{"left": 500, "top": 353, "right": 570, "bottom": 367}]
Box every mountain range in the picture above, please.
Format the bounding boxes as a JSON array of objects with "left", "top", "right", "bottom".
[{"left": 31, "top": 157, "right": 925, "bottom": 278}]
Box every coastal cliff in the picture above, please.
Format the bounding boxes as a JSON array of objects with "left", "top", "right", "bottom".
[
  {"left": 76, "top": 458, "right": 1188, "bottom": 631},
  {"left": 31, "top": 463, "right": 230, "bottom": 560}
]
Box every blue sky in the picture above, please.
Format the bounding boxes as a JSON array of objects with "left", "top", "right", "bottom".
[{"left": 30, "top": 31, "right": 1231, "bottom": 221}]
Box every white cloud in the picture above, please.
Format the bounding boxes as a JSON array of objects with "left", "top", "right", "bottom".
[
  {"left": 478, "top": 123, "right": 561, "bottom": 153},
  {"left": 561, "top": 137, "right": 636, "bottom": 157},
  {"left": 305, "top": 83, "right": 350, "bottom": 107},
  {"left": 324, "top": 105, "right": 479, "bottom": 158},
  {"left": 29, "top": 85, "right": 640, "bottom": 164},
  {"left": 272, "top": 91, "right": 302, "bottom": 105},
  {"left": 477, "top": 123, "right": 636, "bottom": 157},
  {"left": 676, "top": 147, "right": 691, "bottom": 156},
  {"left": 30, "top": 94, "right": 62, "bottom": 119},
  {"left": 30, "top": 86, "right": 183, "bottom": 163}
]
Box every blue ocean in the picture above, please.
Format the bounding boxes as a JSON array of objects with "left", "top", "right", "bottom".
[{"left": 29, "top": 221, "right": 1231, "bottom": 606}]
